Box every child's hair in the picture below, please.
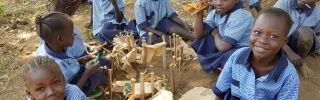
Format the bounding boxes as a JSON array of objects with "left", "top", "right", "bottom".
[
  {"left": 23, "top": 56, "right": 62, "bottom": 85},
  {"left": 35, "top": 12, "right": 71, "bottom": 42},
  {"left": 257, "top": 7, "right": 293, "bottom": 36}
]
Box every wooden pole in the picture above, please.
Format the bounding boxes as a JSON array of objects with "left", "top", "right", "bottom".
[
  {"left": 140, "top": 72, "right": 145, "bottom": 100},
  {"left": 169, "top": 64, "right": 175, "bottom": 94},
  {"left": 131, "top": 78, "right": 136, "bottom": 98},
  {"left": 169, "top": 36, "right": 172, "bottom": 56},
  {"left": 150, "top": 72, "right": 155, "bottom": 96},
  {"left": 142, "top": 37, "right": 147, "bottom": 67},
  {"left": 148, "top": 32, "right": 153, "bottom": 45},
  {"left": 162, "top": 35, "right": 167, "bottom": 69},
  {"left": 108, "top": 69, "right": 113, "bottom": 100}
]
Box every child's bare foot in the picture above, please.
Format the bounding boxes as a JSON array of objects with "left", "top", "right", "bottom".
[
  {"left": 123, "top": 64, "right": 137, "bottom": 78},
  {"left": 297, "top": 63, "right": 314, "bottom": 78}
]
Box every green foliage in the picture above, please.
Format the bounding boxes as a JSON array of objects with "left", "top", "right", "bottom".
[
  {"left": 0, "top": 59, "right": 8, "bottom": 69},
  {"left": 0, "top": 3, "right": 4, "bottom": 17}
]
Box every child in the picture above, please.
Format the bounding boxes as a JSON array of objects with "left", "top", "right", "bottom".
[
  {"left": 92, "top": 0, "right": 138, "bottom": 47},
  {"left": 134, "top": 0, "right": 196, "bottom": 45},
  {"left": 274, "top": 0, "right": 320, "bottom": 78},
  {"left": 192, "top": 0, "right": 254, "bottom": 73},
  {"left": 213, "top": 7, "right": 299, "bottom": 99},
  {"left": 43, "top": 0, "right": 110, "bottom": 67},
  {"left": 35, "top": 12, "right": 107, "bottom": 95},
  {"left": 23, "top": 56, "right": 93, "bottom": 100}
]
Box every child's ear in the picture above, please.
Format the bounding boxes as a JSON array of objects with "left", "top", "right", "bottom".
[
  {"left": 284, "top": 36, "right": 289, "bottom": 44},
  {"left": 64, "top": 6, "right": 71, "bottom": 12},
  {"left": 56, "top": 35, "right": 63, "bottom": 44},
  {"left": 26, "top": 90, "right": 32, "bottom": 100}
]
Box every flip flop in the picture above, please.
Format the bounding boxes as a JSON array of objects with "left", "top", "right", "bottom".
[{"left": 88, "top": 88, "right": 103, "bottom": 98}]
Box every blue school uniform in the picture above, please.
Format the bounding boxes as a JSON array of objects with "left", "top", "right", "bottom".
[
  {"left": 36, "top": 44, "right": 108, "bottom": 95},
  {"left": 209, "top": 0, "right": 260, "bottom": 9},
  {"left": 213, "top": 47, "right": 299, "bottom": 100},
  {"left": 274, "top": 0, "right": 320, "bottom": 53},
  {"left": 92, "top": 0, "right": 128, "bottom": 46},
  {"left": 39, "top": 27, "right": 110, "bottom": 67},
  {"left": 65, "top": 84, "right": 86, "bottom": 100},
  {"left": 135, "top": 0, "right": 178, "bottom": 44},
  {"left": 191, "top": 2, "right": 254, "bottom": 73}
]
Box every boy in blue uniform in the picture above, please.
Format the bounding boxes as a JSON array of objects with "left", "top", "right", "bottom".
[
  {"left": 213, "top": 7, "right": 299, "bottom": 100},
  {"left": 35, "top": 12, "right": 107, "bottom": 95},
  {"left": 134, "top": 0, "right": 195, "bottom": 45},
  {"left": 274, "top": 0, "right": 320, "bottom": 78},
  {"left": 192, "top": 0, "right": 254, "bottom": 73},
  {"left": 23, "top": 56, "right": 91, "bottom": 100},
  {"left": 92, "top": 0, "right": 138, "bottom": 47}
]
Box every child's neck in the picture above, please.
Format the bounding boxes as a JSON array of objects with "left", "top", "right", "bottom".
[
  {"left": 46, "top": 43, "right": 65, "bottom": 53},
  {"left": 251, "top": 54, "right": 280, "bottom": 78}
]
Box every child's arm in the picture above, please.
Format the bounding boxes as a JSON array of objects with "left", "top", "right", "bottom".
[
  {"left": 171, "top": 16, "right": 194, "bottom": 32},
  {"left": 77, "top": 54, "right": 96, "bottom": 64},
  {"left": 110, "top": 0, "right": 124, "bottom": 23},
  {"left": 282, "top": 44, "right": 302, "bottom": 67},
  {"left": 212, "top": 51, "right": 235, "bottom": 98},
  {"left": 276, "top": 69, "right": 300, "bottom": 99},
  {"left": 76, "top": 61, "right": 101, "bottom": 89},
  {"left": 211, "top": 28, "right": 234, "bottom": 53},
  {"left": 246, "top": 0, "right": 261, "bottom": 12},
  {"left": 194, "top": 10, "right": 207, "bottom": 38},
  {"left": 165, "top": 0, "right": 193, "bottom": 32}
]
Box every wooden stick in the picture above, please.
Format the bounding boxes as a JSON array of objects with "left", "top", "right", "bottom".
[
  {"left": 162, "top": 35, "right": 167, "bottom": 69},
  {"left": 175, "top": 35, "right": 179, "bottom": 59},
  {"left": 150, "top": 72, "right": 155, "bottom": 96},
  {"left": 127, "top": 34, "right": 132, "bottom": 51},
  {"left": 108, "top": 69, "right": 113, "bottom": 100},
  {"left": 159, "top": 80, "right": 163, "bottom": 89},
  {"left": 130, "top": 33, "right": 135, "bottom": 48},
  {"left": 169, "top": 36, "right": 172, "bottom": 56},
  {"left": 173, "top": 34, "right": 176, "bottom": 59},
  {"left": 148, "top": 32, "right": 153, "bottom": 45},
  {"left": 169, "top": 64, "right": 175, "bottom": 94},
  {"left": 177, "top": 57, "right": 182, "bottom": 77},
  {"left": 131, "top": 78, "right": 136, "bottom": 97},
  {"left": 142, "top": 37, "right": 147, "bottom": 67},
  {"left": 140, "top": 72, "right": 145, "bottom": 100},
  {"left": 172, "top": 56, "right": 176, "bottom": 65}
]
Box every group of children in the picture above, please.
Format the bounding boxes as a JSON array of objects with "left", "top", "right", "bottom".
[{"left": 22, "top": 0, "right": 320, "bottom": 99}]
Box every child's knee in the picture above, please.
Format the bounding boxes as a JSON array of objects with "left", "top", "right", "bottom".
[{"left": 297, "top": 26, "right": 314, "bottom": 45}]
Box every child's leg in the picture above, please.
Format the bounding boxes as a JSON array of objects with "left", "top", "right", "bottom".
[
  {"left": 296, "top": 26, "right": 315, "bottom": 78},
  {"left": 96, "top": 23, "right": 126, "bottom": 47},
  {"left": 156, "top": 18, "right": 195, "bottom": 41},
  {"left": 83, "top": 68, "right": 108, "bottom": 95}
]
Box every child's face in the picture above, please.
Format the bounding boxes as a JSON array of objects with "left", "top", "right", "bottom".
[
  {"left": 249, "top": 13, "right": 288, "bottom": 59},
  {"left": 212, "top": 0, "right": 239, "bottom": 16},
  {"left": 26, "top": 66, "right": 66, "bottom": 100},
  {"left": 296, "top": 0, "right": 319, "bottom": 9},
  {"left": 60, "top": 19, "right": 74, "bottom": 47}
]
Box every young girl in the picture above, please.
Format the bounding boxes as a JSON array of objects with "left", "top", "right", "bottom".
[
  {"left": 213, "top": 7, "right": 299, "bottom": 99},
  {"left": 192, "top": 0, "right": 254, "bottom": 73},
  {"left": 35, "top": 12, "right": 107, "bottom": 95},
  {"left": 23, "top": 56, "right": 94, "bottom": 100},
  {"left": 43, "top": 0, "right": 110, "bottom": 67}
]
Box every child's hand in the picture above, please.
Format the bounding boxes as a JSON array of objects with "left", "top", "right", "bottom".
[
  {"left": 182, "top": 22, "right": 194, "bottom": 33},
  {"left": 286, "top": 52, "right": 302, "bottom": 67},
  {"left": 77, "top": 55, "right": 96, "bottom": 64},
  {"left": 85, "top": 61, "right": 101, "bottom": 76}
]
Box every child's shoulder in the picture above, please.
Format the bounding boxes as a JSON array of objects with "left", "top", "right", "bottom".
[
  {"left": 229, "top": 8, "right": 253, "bottom": 20},
  {"left": 65, "top": 84, "right": 86, "bottom": 100},
  {"left": 228, "top": 47, "right": 250, "bottom": 62}
]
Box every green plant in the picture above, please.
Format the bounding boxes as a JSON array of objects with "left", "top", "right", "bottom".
[
  {"left": 0, "top": 58, "right": 8, "bottom": 69},
  {"left": 0, "top": 3, "right": 4, "bottom": 17}
]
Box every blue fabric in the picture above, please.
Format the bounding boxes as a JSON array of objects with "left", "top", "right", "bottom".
[
  {"left": 70, "top": 67, "right": 108, "bottom": 95},
  {"left": 191, "top": 2, "right": 253, "bottom": 73},
  {"left": 191, "top": 35, "right": 239, "bottom": 73},
  {"left": 36, "top": 44, "right": 81, "bottom": 83},
  {"left": 208, "top": 0, "right": 260, "bottom": 9},
  {"left": 92, "top": 0, "right": 127, "bottom": 36},
  {"left": 274, "top": 0, "right": 320, "bottom": 53},
  {"left": 274, "top": 0, "right": 320, "bottom": 36},
  {"left": 65, "top": 84, "right": 86, "bottom": 100},
  {"left": 39, "top": 27, "right": 88, "bottom": 59},
  {"left": 213, "top": 47, "right": 300, "bottom": 99},
  {"left": 134, "top": 0, "right": 177, "bottom": 37},
  {"left": 96, "top": 23, "right": 126, "bottom": 47}
]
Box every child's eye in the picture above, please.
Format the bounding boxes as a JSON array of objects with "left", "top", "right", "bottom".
[
  {"left": 53, "top": 80, "right": 61, "bottom": 86},
  {"left": 253, "top": 31, "right": 260, "bottom": 35},
  {"left": 36, "top": 87, "right": 45, "bottom": 92},
  {"left": 270, "top": 35, "right": 278, "bottom": 38}
]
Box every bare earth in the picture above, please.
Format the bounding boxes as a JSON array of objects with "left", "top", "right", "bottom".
[{"left": 0, "top": 0, "right": 320, "bottom": 100}]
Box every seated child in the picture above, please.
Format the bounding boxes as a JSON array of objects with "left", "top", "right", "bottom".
[
  {"left": 23, "top": 56, "right": 90, "bottom": 100},
  {"left": 192, "top": 0, "right": 254, "bottom": 73},
  {"left": 92, "top": 0, "right": 139, "bottom": 47},
  {"left": 134, "top": 0, "right": 196, "bottom": 45},
  {"left": 213, "top": 7, "right": 299, "bottom": 99},
  {"left": 41, "top": 0, "right": 110, "bottom": 67},
  {"left": 274, "top": 0, "right": 320, "bottom": 78},
  {"left": 35, "top": 12, "right": 107, "bottom": 95},
  {"left": 208, "top": 0, "right": 262, "bottom": 12}
]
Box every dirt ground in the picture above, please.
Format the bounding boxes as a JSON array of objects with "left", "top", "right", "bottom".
[{"left": 0, "top": 0, "right": 320, "bottom": 100}]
